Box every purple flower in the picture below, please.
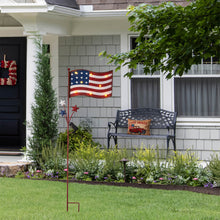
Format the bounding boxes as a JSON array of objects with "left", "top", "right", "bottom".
[
  {"left": 95, "top": 175, "right": 99, "bottom": 179},
  {"left": 27, "top": 175, "right": 30, "bottom": 179},
  {"left": 204, "top": 183, "right": 213, "bottom": 188},
  {"left": 104, "top": 177, "right": 108, "bottom": 180}
]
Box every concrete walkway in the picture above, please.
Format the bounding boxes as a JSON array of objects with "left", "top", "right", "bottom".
[{"left": 0, "top": 152, "right": 24, "bottom": 163}]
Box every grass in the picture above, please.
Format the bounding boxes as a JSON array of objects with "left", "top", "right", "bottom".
[{"left": 0, "top": 178, "right": 219, "bottom": 220}]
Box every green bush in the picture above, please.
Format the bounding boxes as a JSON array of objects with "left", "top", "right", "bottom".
[
  {"left": 70, "top": 143, "right": 104, "bottom": 180},
  {"left": 100, "top": 148, "right": 129, "bottom": 182},
  {"left": 58, "top": 126, "right": 101, "bottom": 153},
  {"left": 208, "top": 154, "right": 220, "bottom": 187},
  {"left": 38, "top": 142, "right": 67, "bottom": 178}
]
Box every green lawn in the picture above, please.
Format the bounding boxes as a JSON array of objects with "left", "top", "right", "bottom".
[{"left": 0, "top": 178, "right": 219, "bottom": 220}]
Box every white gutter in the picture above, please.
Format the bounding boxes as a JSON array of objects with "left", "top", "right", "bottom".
[
  {"left": 81, "top": 10, "right": 128, "bottom": 17},
  {"left": 49, "top": 5, "right": 127, "bottom": 17}
]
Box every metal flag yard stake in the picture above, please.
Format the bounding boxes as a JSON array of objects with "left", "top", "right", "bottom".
[{"left": 59, "top": 70, "right": 80, "bottom": 212}]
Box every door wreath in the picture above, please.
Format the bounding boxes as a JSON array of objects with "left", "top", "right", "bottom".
[{"left": 0, "top": 60, "right": 17, "bottom": 86}]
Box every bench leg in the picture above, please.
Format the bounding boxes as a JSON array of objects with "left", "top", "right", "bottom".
[
  {"left": 172, "top": 137, "right": 176, "bottom": 151},
  {"left": 107, "top": 135, "right": 118, "bottom": 149},
  {"left": 113, "top": 136, "right": 118, "bottom": 148},
  {"left": 107, "top": 135, "right": 111, "bottom": 149},
  {"left": 167, "top": 138, "right": 170, "bottom": 155}
]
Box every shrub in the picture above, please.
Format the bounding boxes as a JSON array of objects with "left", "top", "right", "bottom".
[
  {"left": 58, "top": 126, "right": 101, "bottom": 153},
  {"left": 70, "top": 143, "right": 104, "bottom": 180},
  {"left": 132, "top": 146, "right": 162, "bottom": 183},
  {"left": 100, "top": 148, "right": 129, "bottom": 182},
  {"left": 38, "top": 142, "right": 67, "bottom": 178},
  {"left": 208, "top": 154, "right": 220, "bottom": 187}
]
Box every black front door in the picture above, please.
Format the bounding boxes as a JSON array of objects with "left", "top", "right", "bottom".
[{"left": 0, "top": 37, "right": 26, "bottom": 151}]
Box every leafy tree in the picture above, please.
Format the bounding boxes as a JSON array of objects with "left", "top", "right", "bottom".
[
  {"left": 29, "top": 38, "right": 58, "bottom": 165},
  {"left": 101, "top": 0, "right": 220, "bottom": 78}
]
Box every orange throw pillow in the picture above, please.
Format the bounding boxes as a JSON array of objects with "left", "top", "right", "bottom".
[{"left": 128, "top": 119, "right": 151, "bottom": 135}]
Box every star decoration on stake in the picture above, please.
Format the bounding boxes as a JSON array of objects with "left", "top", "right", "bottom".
[
  {"left": 60, "top": 110, "right": 66, "bottom": 117},
  {"left": 60, "top": 99, "right": 66, "bottom": 107},
  {"left": 72, "top": 105, "right": 79, "bottom": 112}
]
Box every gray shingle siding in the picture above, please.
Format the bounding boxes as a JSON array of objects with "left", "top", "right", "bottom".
[{"left": 58, "top": 35, "right": 121, "bottom": 146}]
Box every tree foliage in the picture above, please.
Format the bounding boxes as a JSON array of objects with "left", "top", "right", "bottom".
[
  {"left": 101, "top": 0, "right": 220, "bottom": 78},
  {"left": 29, "top": 38, "right": 58, "bottom": 164}
]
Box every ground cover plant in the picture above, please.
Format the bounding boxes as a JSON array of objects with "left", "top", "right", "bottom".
[{"left": 0, "top": 178, "right": 219, "bottom": 220}]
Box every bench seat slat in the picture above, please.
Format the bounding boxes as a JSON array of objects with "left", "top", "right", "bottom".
[{"left": 109, "top": 133, "right": 175, "bottom": 138}]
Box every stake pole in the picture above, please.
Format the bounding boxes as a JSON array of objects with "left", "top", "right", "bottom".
[{"left": 67, "top": 68, "right": 70, "bottom": 212}]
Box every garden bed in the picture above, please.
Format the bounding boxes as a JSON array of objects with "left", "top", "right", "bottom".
[
  {"left": 68, "top": 180, "right": 220, "bottom": 196},
  {"left": 30, "top": 178, "right": 220, "bottom": 196}
]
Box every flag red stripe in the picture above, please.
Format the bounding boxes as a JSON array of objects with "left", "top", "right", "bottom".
[
  {"left": 87, "top": 81, "right": 112, "bottom": 87},
  {"left": 71, "top": 70, "right": 112, "bottom": 77},
  {"left": 70, "top": 92, "right": 112, "bottom": 98}
]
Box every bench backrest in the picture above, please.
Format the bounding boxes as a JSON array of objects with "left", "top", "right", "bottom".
[{"left": 116, "top": 108, "right": 177, "bottom": 130}]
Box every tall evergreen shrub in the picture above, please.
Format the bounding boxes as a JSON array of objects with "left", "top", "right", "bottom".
[{"left": 29, "top": 38, "right": 58, "bottom": 164}]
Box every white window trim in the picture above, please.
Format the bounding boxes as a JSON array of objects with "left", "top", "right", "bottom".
[{"left": 177, "top": 117, "right": 220, "bottom": 127}]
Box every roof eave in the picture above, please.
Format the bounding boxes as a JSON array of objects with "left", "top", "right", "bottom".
[
  {"left": 0, "top": 4, "right": 127, "bottom": 18},
  {"left": 0, "top": 4, "right": 48, "bottom": 13},
  {"left": 49, "top": 5, "right": 128, "bottom": 18}
]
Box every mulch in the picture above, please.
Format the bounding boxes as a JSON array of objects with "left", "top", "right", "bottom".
[{"left": 59, "top": 180, "right": 220, "bottom": 196}]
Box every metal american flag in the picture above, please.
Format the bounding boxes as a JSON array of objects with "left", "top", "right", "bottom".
[{"left": 69, "top": 69, "right": 113, "bottom": 98}]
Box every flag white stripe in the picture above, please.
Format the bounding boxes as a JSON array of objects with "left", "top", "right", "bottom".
[
  {"left": 70, "top": 84, "right": 112, "bottom": 90},
  {"left": 90, "top": 74, "right": 113, "bottom": 79}
]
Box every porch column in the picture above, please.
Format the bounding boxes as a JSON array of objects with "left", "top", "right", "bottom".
[{"left": 25, "top": 33, "right": 42, "bottom": 152}]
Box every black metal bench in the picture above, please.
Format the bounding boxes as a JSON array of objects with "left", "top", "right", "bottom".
[{"left": 107, "top": 108, "right": 177, "bottom": 152}]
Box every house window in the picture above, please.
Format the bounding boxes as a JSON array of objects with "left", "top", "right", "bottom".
[
  {"left": 174, "top": 57, "right": 220, "bottom": 116},
  {"left": 130, "top": 37, "right": 160, "bottom": 109}
]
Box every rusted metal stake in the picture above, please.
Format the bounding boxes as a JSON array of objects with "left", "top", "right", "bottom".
[
  {"left": 68, "top": 202, "right": 80, "bottom": 212},
  {"left": 66, "top": 69, "right": 80, "bottom": 212},
  {"left": 67, "top": 69, "right": 70, "bottom": 212}
]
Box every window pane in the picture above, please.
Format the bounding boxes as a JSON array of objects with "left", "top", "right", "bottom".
[
  {"left": 175, "top": 78, "right": 220, "bottom": 116},
  {"left": 131, "top": 78, "right": 160, "bottom": 108}
]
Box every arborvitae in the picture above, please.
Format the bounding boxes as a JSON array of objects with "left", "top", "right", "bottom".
[{"left": 29, "top": 38, "right": 58, "bottom": 165}]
